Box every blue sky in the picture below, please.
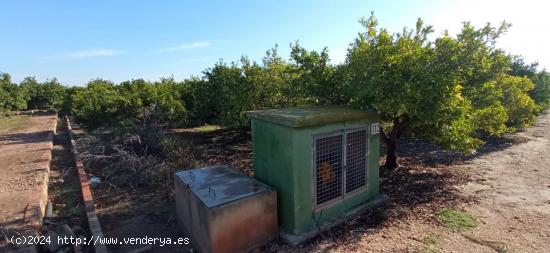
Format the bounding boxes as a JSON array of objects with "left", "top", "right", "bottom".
[{"left": 1, "top": 0, "right": 548, "bottom": 86}]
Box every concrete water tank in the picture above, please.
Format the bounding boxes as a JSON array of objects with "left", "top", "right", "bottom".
[{"left": 174, "top": 165, "right": 277, "bottom": 253}]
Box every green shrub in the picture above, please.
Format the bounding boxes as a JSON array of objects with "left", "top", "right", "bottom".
[
  {"left": 0, "top": 73, "right": 27, "bottom": 112},
  {"left": 20, "top": 77, "right": 66, "bottom": 110},
  {"left": 72, "top": 79, "right": 131, "bottom": 130},
  {"left": 497, "top": 76, "right": 538, "bottom": 129},
  {"left": 71, "top": 78, "right": 188, "bottom": 130},
  {"left": 530, "top": 71, "right": 550, "bottom": 110},
  {"left": 509, "top": 56, "right": 550, "bottom": 110}
]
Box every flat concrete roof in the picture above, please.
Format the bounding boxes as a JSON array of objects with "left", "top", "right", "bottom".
[
  {"left": 175, "top": 165, "right": 271, "bottom": 208},
  {"left": 246, "top": 106, "right": 379, "bottom": 128}
]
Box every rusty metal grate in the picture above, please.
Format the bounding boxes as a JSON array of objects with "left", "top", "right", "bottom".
[
  {"left": 314, "top": 134, "right": 343, "bottom": 205},
  {"left": 345, "top": 129, "right": 367, "bottom": 193},
  {"left": 314, "top": 128, "right": 369, "bottom": 207}
]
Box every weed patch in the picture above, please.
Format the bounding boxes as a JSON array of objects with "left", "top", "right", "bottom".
[
  {"left": 419, "top": 234, "right": 442, "bottom": 253},
  {"left": 194, "top": 125, "right": 221, "bottom": 133},
  {"left": 422, "top": 234, "right": 441, "bottom": 246},
  {"left": 437, "top": 208, "right": 479, "bottom": 232}
]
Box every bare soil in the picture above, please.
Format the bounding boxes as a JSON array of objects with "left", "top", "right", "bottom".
[
  {"left": 73, "top": 112, "right": 550, "bottom": 253},
  {"left": 0, "top": 113, "right": 57, "bottom": 244},
  {"left": 71, "top": 125, "right": 191, "bottom": 253},
  {"left": 443, "top": 112, "right": 550, "bottom": 252}
]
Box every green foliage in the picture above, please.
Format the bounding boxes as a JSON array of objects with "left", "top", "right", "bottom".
[
  {"left": 72, "top": 79, "right": 131, "bottom": 130},
  {"left": 202, "top": 60, "right": 254, "bottom": 127},
  {"left": 530, "top": 71, "right": 550, "bottom": 109},
  {"left": 497, "top": 76, "right": 538, "bottom": 128},
  {"left": 188, "top": 45, "right": 318, "bottom": 127},
  {"left": 290, "top": 42, "right": 347, "bottom": 105},
  {"left": 70, "top": 78, "right": 188, "bottom": 130},
  {"left": 427, "top": 85, "right": 483, "bottom": 153},
  {"left": 61, "top": 86, "right": 84, "bottom": 114},
  {"left": 345, "top": 14, "right": 541, "bottom": 169},
  {"left": 509, "top": 56, "right": 550, "bottom": 110},
  {"left": 346, "top": 15, "right": 482, "bottom": 169},
  {"left": 152, "top": 77, "right": 188, "bottom": 126},
  {"left": 468, "top": 81, "right": 509, "bottom": 136},
  {"left": 0, "top": 73, "right": 28, "bottom": 112},
  {"left": 437, "top": 208, "right": 479, "bottom": 232},
  {"left": 1, "top": 14, "right": 546, "bottom": 173},
  {"left": 1, "top": 74, "right": 68, "bottom": 113},
  {"left": 182, "top": 77, "right": 219, "bottom": 123},
  {"left": 454, "top": 23, "right": 513, "bottom": 137},
  {"left": 253, "top": 46, "right": 304, "bottom": 107},
  {"left": 20, "top": 77, "right": 66, "bottom": 110},
  {"left": 116, "top": 77, "right": 187, "bottom": 127}
]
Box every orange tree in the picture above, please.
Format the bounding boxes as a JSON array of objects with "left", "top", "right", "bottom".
[{"left": 346, "top": 15, "right": 523, "bottom": 170}]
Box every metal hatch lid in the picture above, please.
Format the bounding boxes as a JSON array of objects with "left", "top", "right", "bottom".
[
  {"left": 246, "top": 106, "right": 379, "bottom": 128},
  {"left": 175, "top": 165, "right": 271, "bottom": 208}
]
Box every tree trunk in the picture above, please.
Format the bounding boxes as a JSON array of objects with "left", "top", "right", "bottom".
[
  {"left": 380, "top": 116, "right": 408, "bottom": 171},
  {"left": 384, "top": 135, "right": 398, "bottom": 170}
]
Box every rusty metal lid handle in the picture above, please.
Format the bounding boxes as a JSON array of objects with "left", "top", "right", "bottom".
[{"left": 208, "top": 187, "right": 216, "bottom": 198}]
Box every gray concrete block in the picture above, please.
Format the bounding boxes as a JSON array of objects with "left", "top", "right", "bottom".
[{"left": 175, "top": 165, "right": 278, "bottom": 253}]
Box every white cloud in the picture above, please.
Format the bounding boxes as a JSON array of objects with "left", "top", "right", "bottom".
[
  {"left": 158, "top": 41, "right": 211, "bottom": 53},
  {"left": 50, "top": 49, "right": 124, "bottom": 59}
]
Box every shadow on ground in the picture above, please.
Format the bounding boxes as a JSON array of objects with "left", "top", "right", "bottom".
[
  {"left": 392, "top": 133, "right": 530, "bottom": 168},
  {"left": 0, "top": 131, "right": 53, "bottom": 145},
  {"left": 71, "top": 125, "right": 529, "bottom": 252}
]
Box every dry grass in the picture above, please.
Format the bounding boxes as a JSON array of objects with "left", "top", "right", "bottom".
[
  {"left": 76, "top": 125, "right": 201, "bottom": 196},
  {"left": 0, "top": 115, "right": 30, "bottom": 135},
  {"left": 193, "top": 125, "right": 221, "bottom": 133}
]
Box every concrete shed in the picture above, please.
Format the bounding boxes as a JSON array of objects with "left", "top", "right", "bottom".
[{"left": 247, "top": 106, "right": 388, "bottom": 244}]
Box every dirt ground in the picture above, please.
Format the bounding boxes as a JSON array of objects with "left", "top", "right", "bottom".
[
  {"left": 71, "top": 124, "right": 191, "bottom": 253},
  {"left": 268, "top": 112, "right": 550, "bottom": 253},
  {"left": 446, "top": 111, "right": 550, "bottom": 252},
  {"left": 0, "top": 113, "right": 57, "bottom": 240},
  {"left": 3, "top": 112, "right": 547, "bottom": 252},
  {"left": 71, "top": 112, "right": 550, "bottom": 253}
]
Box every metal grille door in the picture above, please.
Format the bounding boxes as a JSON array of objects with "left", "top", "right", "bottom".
[
  {"left": 345, "top": 130, "right": 367, "bottom": 193},
  {"left": 314, "top": 134, "right": 343, "bottom": 205},
  {"left": 314, "top": 127, "right": 369, "bottom": 208}
]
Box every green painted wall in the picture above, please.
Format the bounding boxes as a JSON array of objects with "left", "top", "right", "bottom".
[
  {"left": 251, "top": 120, "right": 297, "bottom": 229},
  {"left": 250, "top": 109, "right": 381, "bottom": 236}
]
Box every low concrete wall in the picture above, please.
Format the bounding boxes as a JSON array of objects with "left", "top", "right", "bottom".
[
  {"left": 65, "top": 117, "right": 108, "bottom": 253},
  {"left": 22, "top": 113, "right": 58, "bottom": 229}
]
